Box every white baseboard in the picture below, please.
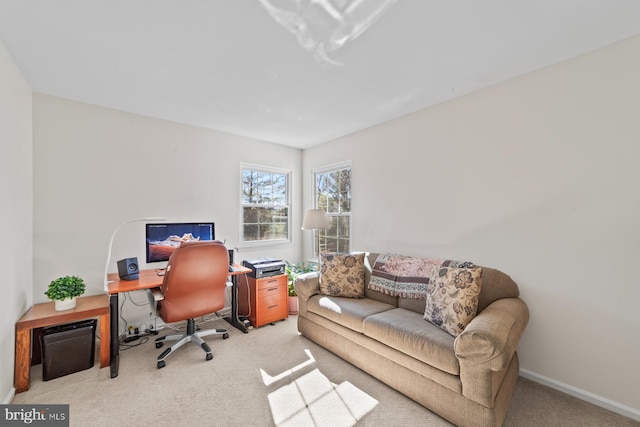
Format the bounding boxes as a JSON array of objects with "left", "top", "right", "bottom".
[
  {"left": 3, "top": 387, "right": 16, "bottom": 404},
  {"left": 519, "top": 368, "right": 640, "bottom": 422}
]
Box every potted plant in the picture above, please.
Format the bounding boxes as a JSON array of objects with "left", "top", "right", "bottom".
[
  {"left": 45, "top": 275, "right": 86, "bottom": 311},
  {"left": 286, "top": 262, "right": 317, "bottom": 315},
  {"left": 287, "top": 279, "right": 298, "bottom": 315}
]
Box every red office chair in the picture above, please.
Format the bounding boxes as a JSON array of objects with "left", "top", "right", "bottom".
[{"left": 149, "top": 240, "right": 230, "bottom": 369}]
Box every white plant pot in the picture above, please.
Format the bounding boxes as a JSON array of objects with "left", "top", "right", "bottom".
[{"left": 54, "top": 297, "right": 77, "bottom": 311}]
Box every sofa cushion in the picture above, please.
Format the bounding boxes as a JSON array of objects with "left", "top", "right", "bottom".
[
  {"left": 320, "top": 253, "right": 365, "bottom": 298},
  {"left": 306, "top": 294, "right": 395, "bottom": 333},
  {"left": 476, "top": 267, "right": 519, "bottom": 312},
  {"left": 424, "top": 266, "right": 482, "bottom": 337},
  {"left": 363, "top": 308, "right": 459, "bottom": 375}
]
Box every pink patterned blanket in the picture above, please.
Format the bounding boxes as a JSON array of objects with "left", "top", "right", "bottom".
[{"left": 368, "top": 253, "right": 473, "bottom": 299}]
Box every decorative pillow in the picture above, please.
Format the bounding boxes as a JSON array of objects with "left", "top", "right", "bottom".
[
  {"left": 424, "top": 266, "right": 482, "bottom": 336},
  {"left": 319, "top": 253, "right": 365, "bottom": 298}
]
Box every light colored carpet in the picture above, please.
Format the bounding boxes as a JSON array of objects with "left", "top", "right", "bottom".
[{"left": 12, "top": 315, "right": 639, "bottom": 427}]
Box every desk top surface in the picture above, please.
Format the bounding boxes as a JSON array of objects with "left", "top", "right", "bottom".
[
  {"left": 107, "top": 265, "right": 250, "bottom": 294},
  {"left": 16, "top": 294, "right": 109, "bottom": 330}
]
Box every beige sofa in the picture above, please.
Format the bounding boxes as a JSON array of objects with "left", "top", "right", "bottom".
[{"left": 294, "top": 253, "right": 529, "bottom": 427}]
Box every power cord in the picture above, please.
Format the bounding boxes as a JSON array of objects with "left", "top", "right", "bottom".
[
  {"left": 118, "top": 292, "right": 129, "bottom": 342},
  {"left": 119, "top": 336, "right": 149, "bottom": 350},
  {"left": 119, "top": 327, "right": 159, "bottom": 350},
  {"left": 118, "top": 291, "right": 161, "bottom": 345}
]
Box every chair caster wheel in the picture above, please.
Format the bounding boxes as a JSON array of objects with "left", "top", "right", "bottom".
[
  {"left": 156, "top": 342, "right": 163, "bottom": 349},
  {"left": 206, "top": 353, "right": 213, "bottom": 361},
  {"left": 157, "top": 360, "right": 166, "bottom": 369},
  {"left": 223, "top": 333, "right": 229, "bottom": 339}
]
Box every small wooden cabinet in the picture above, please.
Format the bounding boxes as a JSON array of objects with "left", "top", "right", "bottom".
[{"left": 246, "top": 274, "right": 288, "bottom": 328}]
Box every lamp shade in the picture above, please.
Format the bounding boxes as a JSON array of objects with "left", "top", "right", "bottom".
[{"left": 301, "top": 209, "right": 329, "bottom": 230}]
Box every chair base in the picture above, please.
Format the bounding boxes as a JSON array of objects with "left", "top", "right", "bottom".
[{"left": 155, "top": 318, "right": 229, "bottom": 369}]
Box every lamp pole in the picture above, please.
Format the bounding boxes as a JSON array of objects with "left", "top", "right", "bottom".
[
  {"left": 103, "top": 217, "right": 166, "bottom": 292},
  {"left": 301, "top": 209, "right": 329, "bottom": 272}
]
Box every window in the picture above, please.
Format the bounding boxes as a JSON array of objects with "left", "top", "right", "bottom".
[
  {"left": 241, "top": 164, "right": 290, "bottom": 245},
  {"left": 314, "top": 162, "right": 351, "bottom": 255}
]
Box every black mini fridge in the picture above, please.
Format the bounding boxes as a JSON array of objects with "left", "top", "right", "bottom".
[{"left": 40, "top": 319, "right": 96, "bottom": 381}]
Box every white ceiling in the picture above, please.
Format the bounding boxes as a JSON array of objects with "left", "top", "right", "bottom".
[{"left": 1, "top": 1, "right": 639, "bottom": 149}]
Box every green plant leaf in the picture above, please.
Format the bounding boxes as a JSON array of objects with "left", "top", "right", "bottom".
[
  {"left": 285, "top": 261, "right": 318, "bottom": 296},
  {"left": 44, "top": 275, "right": 86, "bottom": 301}
]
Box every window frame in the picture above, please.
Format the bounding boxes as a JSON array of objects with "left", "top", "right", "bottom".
[
  {"left": 312, "top": 161, "right": 352, "bottom": 258},
  {"left": 240, "top": 163, "right": 292, "bottom": 248}
]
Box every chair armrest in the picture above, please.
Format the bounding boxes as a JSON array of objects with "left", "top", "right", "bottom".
[
  {"left": 294, "top": 272, "right": 320, "bottom": 317},
  {"left": 454, "top": 297, "right": 529, "bottom": 405}
]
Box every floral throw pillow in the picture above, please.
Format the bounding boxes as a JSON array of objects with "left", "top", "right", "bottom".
[
  {"left": 319, "top": 253, "right": 365, "bottom": 298},
  {"left": 424, "top": 266, "right": 483, "bottom": 336}
]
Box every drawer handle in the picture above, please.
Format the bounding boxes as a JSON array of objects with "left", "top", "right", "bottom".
[
  {"left": 266, "top": 287, "right": 279, "bottom": 292},
  {"left": 267, "top": 304, "right": 279, "bottom": 309}
]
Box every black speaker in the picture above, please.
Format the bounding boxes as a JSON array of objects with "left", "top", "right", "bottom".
[{"left": 117, "top": 257, "right": 139, "bottom": 280}]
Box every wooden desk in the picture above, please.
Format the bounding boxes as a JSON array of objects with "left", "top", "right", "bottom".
[
  {"left": 107, "top": 265, "right": 250, "bottom": 378},
  {"left": 15, "top": 294, "right": 110, "bottom": 393}
]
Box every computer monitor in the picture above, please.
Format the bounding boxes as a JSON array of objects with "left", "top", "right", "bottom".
[{"left": 145, "top": 222, "right": 215, "bottom": 263}]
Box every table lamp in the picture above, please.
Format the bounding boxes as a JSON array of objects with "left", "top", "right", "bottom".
[{"left": 301, "top": 209, "right": 329, "bottom": 271}]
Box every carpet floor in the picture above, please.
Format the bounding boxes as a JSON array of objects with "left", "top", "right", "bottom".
[{"left": 12, "top": 315, "right": 639, "bottom": 427}]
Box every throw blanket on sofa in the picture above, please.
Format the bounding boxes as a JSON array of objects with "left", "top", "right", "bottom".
[
  {"left": 369, "top": 254, "right": 475, "bottom": 299},
  {"left": 369, "top": 254, "right": 444, "bottom": 299}
]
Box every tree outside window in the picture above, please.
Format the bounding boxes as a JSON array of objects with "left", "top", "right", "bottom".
[
  {"left": 314, "top": 163, "right": 351, "bottom": 255},
  {"left": 242, "top": 165, "right": 290, "bottom": 244}
]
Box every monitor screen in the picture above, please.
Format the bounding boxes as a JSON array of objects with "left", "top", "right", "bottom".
[{"left": 145, "top": 222, "right": 215, "bottom": 263}]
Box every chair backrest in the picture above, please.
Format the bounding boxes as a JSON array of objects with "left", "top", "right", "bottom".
[{"left": 157, "top": 240, "right": 229, "bottom": 323}]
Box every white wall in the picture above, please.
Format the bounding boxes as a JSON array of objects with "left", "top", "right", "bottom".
[
  {"left": 32, "top": 95, "right": 303, "bottom": 329},
  {"left": 303, "top": 35, "right": 640, "bottom": 416},
  {"left": 0, "top": 41, "right": 33, "bottom": 402},
  {"left": 6, "top": 27, "right": 639, "bottom": 419}
]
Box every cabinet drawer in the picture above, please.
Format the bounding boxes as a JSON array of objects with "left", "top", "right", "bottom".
[
  {"left": 255, "top": 275, "right": 286, "bottom": 290},
  {"left": 247, "top": 274, "right": 288, "bottom": 328},
  {"left": 258, "top": 290, "right": 286, "bottom": 308},
  {"left": 258, "top": 298, "right": 287, "bottom": 324},
  {"left": 258, "top": 282, "right": 286, "bottom": 297}
]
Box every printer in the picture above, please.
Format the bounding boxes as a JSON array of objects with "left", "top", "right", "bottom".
[{"left": 242, "top": 257, "right": 286, "bottom": 279}]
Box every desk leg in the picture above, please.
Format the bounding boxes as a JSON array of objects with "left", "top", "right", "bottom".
[
  {"left": 14, "top": 328, "right": 31, "bottom": 393},
  {"left": 109, "top": 294, "right": 119, "bottom": 378},
  {"left": 224, "top": 275, "right": 249, "bottom": 333}
]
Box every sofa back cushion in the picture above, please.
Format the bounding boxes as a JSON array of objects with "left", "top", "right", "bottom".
[
  {"left": 475, "top": 267, "right": 519, "bottom": 312},
  {"left": 364, "top": 253, "right": 519, "bottom": 315}
]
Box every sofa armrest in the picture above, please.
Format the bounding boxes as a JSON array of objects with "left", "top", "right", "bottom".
[
  {"left": 454, "top": 297, "right": 529, "bottom": 406},
  {"left": 294, "top": 272, "right": 320, "bottom": 317}
]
